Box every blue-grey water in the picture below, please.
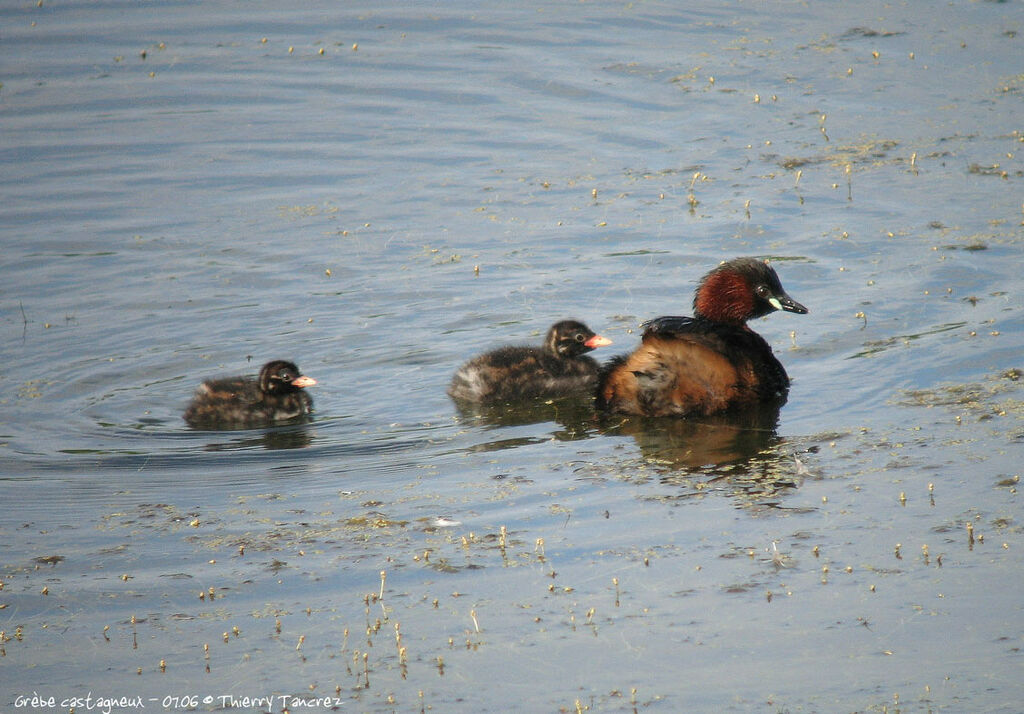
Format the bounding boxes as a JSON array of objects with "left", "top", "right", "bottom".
[{"left": 2, "top": 1, "right": 1022, "bottom": 712}]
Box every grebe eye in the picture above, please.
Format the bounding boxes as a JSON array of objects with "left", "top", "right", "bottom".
[{"left": 756, "top": 284, "right": 771, "bottom": 298}]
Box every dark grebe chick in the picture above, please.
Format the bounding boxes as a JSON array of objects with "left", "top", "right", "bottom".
[
  {"left": 448, "top": 320, "right": 612, "bottom": 404},
  {"left": 597, "top": 257, "right": 807, "bottom": 417},
  {"left": 184, "top": 359, "right": 317, "bottom": 428}
]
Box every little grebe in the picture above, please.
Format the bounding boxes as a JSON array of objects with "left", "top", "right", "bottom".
[
  {"left": 449, "top": 320, "right": 612, "bottom": 404},
  {"left": 597, "top": 257, "right": 807, "bottom": 417},
  {"left": 184, "top": 359, "right": 317, "bottom": 428}
]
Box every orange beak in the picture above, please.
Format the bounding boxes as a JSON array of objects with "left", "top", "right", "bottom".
[
  {"left": 584, "top": 334, "right": 612, "bottom": 348},
  {"left": 291, "top": 375, "right": 317, "bottom": 388}
]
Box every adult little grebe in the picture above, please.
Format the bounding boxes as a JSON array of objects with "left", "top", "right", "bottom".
[
  {"left": 448, "top": 320, "right": 612, "bottom": 404},
  {"left": 597, "top": 257, "right": 807, "bottom": 417},
  {"left": 184, "top": 359, "right": 317, "bottom": 428}
]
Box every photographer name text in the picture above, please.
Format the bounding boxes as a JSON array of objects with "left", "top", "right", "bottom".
[{"left": 14, "top": 692, "right": 345, "bottom": 713}]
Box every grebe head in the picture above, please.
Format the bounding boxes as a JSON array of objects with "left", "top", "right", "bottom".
[
  {"left": 544, "top": 320, "right": 613, "bottom": 358},
  {"left": 693, "top": 257, "right": 807, "bottom": 325},
  {"left": 258, "top": 360, "right": 317, "bottom": 395}
]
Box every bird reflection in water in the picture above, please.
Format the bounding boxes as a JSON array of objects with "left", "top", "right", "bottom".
[
  {"left": 452, "top": 395, "right": 598, "bottom": 446},
  {"left": 598, "top": 401, "right": 783, "bottom": 470},
  {"left": 198, "top": 424, "right": 313, "bottom": 451}
]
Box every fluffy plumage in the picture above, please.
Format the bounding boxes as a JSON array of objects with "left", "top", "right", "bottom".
[
  {"left": 449, "top": 320, "right": 611, "bottom": 404},
  {"left": 184, "top": 359, "right": 316, "bottom": 429}
]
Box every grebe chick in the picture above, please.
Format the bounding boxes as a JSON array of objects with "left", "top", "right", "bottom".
[
  {"left": 184, "top": 359, "right": 316, "bottom": 428},
  {"left": 449, "top": 320, "right": 612, "bottom": 404}
]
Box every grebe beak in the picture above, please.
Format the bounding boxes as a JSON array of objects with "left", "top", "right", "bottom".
[
  {"left": 291, "top": 375, "right": 317, "bottom": 388},
  {"left": 584, "top": 334, "right": 613, "bottom": 348},
  {"left": 770, "top": 294, "right": 808, "bottom": 314}
]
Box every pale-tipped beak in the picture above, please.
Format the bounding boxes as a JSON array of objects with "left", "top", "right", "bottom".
[
  {"left": 291, "top": 375, "right": 317, "bottom": 388},
  {"left": 769, "top": 294, "right": 808, "bottom": 315},
  {"left": 584, "top": 334, "right": 613, "bottom": 348}
]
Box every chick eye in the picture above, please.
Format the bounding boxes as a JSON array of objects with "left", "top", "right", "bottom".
[
  {"left": 279, "top": 372, "right": 292, "bottom": 382},
  {"left": 575, "top": 333, "right": 586, "bottom": 342}
]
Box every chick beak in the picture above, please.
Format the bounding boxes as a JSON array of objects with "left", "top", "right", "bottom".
[
  {"left": 584, "top": 334, "right": 613, "bottom": 348},
  {"left": 291, "top": 375, "right": 317, "bottom": 388}
]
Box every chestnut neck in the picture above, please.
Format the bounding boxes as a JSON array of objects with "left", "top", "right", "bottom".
[{"left": 693, "top": 269, "right": 756, "bottom": 326}]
